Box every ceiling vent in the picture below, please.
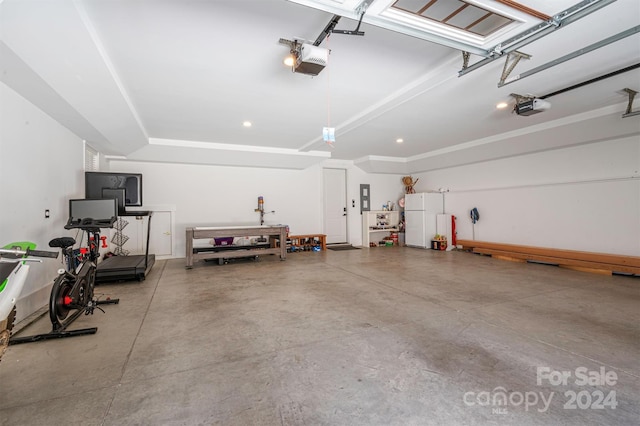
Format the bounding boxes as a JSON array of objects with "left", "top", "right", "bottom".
[{"left": 295, "top": 43, "right": 329, "bottom": 76}]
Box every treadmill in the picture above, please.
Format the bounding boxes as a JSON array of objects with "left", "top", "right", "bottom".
[{"left": 96, "top": 210, "right": 155, "bottom": 283}]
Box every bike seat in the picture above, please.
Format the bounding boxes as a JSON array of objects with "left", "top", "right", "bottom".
[{"left": 49, "top": 237, "right": 76, "bottom": 249}]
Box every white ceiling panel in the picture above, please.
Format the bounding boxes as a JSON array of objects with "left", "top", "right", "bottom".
[{"left": 1, "top": 0, "right": 638, "bottom": 171}]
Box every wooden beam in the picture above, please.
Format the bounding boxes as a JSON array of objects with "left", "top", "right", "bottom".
[
  {"left": 493, "top": 0, "right": 551, "bottom": 21},
  {"left": 458, "top": 240, "right": 640, "bottom": 268},
  {"left": 466, "top": 245, "right": 640, "bottom": 275},
  {"left": 559, "top": 265, "right": 612, "bottom": 276},
  {"left": 492, "top": 254, "right": 527, "bottom": 263}
]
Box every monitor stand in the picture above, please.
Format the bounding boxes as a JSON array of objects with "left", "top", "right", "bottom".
[{"left": 96, "top": 211, "right": 155, "bottom": 283}]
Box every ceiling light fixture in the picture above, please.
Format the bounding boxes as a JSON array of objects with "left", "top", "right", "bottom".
[
  {"left": 283, "top": 54, "right": 295, "bottom": 67},
  {"left": 242, "top": 121, "right": 252, "bottom": 128},
  {"left": 496, "top": 102, "right": 509, "bottom": 109},
  {"left": 279, "top": 38, "right": 329, "bottom": 76},
  {"left": 396, "top": 138, "right": 404, "bottom": 143}
]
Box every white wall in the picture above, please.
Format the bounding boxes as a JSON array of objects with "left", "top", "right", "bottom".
[
  {"left": 326, "top": 160, "right": 405, "bottom": 247},
  {"left": 108, "top": 160, "right": 320, "bottom": 257},
  {"left": 0, "top": 83, "right": 85, "bottom": 321},
  {"left": 107, "top": 159, "right": 405, "bottom": 252},
  {"left": 0, "top": 80, "right": 403, "bottom": 321},
  {"left": 413, "top": 137, "right": 640, "bottom": 256},
  {"left": 359, "top": 172, "right": 406, "bottom": 214}
]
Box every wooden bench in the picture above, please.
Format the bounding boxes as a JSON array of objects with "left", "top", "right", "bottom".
[
  {"left": 457, "top": 240, "right": 640, "bottom": 275},
  {"left": 272, "top": 234, "right": 327, "bottom": 251}
]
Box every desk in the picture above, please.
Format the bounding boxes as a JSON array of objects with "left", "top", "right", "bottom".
[{"left": 185, "top": 225, "right": 287, "bottom": 268}]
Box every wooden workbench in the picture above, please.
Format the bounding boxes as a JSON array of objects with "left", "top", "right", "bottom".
[{"left": 185, "top": 225, "right": 287, "bottom": 268}]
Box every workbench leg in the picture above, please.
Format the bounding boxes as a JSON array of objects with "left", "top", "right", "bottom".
[{"left": 186, "top": 228, "right": 194, "bottom": 269}]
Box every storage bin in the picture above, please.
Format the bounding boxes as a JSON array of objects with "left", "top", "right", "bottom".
[
  {"left": 214, "top": 237, "right": 234, "bottom": 246},
  {"left": 431, "top": 240, "right": 447, "bottom": 250}
]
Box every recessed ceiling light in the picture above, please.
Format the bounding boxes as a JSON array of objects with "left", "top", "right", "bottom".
[
  {"left": 242, "top": 121, "right": 252, "bottom": 127},
  {"left": 496, "top": 102, "right": 509, "bottom": 109},
  {"left": 396, "top": 138, "right": 404, "bottom": 143}
]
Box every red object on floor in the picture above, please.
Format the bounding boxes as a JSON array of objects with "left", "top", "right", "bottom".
[{"left": 451, "top": 215, "right": 457, "bottom": 246}]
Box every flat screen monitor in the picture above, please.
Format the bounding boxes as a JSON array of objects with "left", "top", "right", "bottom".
[
  {"left": 69, "top": 198, "right": 117, "bottom": 222},
  {"left": 101, "top": 188, "right": 126, "bottom": 215},
  {"left": 85, "top": 171, "right": 143, "bottom": 207}
]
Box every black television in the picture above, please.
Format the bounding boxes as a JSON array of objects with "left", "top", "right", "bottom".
[
  {"left": 85, "top": 172, "right": 143, "bottom": 208},
  {"left": 101, "top": 188, "right": 126, "bottom": 215}
]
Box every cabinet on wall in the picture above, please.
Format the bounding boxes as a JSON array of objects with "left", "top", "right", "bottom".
[{"left": 362, "top": 210, "right": 400, "bottom": 247}]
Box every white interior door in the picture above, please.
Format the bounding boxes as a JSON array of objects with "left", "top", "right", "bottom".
[
  {"left": 323, "top": 168, "right": 347, "bottom": 244},
  {"left": 148, "top": 211, "right": 173, "bottom": 257},
  {"left": 114, "top": 211, "right": 173, "bottom": 257}
]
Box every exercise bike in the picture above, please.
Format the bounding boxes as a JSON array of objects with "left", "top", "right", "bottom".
[
  {"left": 50, "top": 225, "right": 119, "bottom": 329},
  {"left": 0, "top": 242, "right": 57, "bottom": 361},
  {"left": 10, "top": 199, "right": 120, "bottom": 344}
]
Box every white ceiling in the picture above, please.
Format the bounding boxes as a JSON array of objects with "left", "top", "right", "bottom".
[{"left": 1, "top": 0, "right": 639, "bottom": 172}]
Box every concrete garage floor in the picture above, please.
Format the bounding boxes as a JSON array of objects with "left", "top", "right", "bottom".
[{"left": 0, "top": 248, "right": 638, "bottom": 425}]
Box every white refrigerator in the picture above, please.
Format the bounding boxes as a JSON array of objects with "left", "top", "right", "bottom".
[{"left": 404, "top": 192, "right": 444, "bottom": 248}]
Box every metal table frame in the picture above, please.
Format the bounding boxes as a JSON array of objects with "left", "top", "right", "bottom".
[{"left": 185, "top": 225, "right": 287, "bottom": 268}]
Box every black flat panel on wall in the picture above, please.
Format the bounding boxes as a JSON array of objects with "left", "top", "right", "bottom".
[
  {"left": 360, "top": 184, "right": 370, "bottom": 213},
  {"left": 85, "top": 171, "right": 143, "bottom": 207}
]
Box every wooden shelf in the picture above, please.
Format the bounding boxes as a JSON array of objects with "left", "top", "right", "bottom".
[
  {"left": 362, "top": 211, "right": 400, "bottom": 247},
  {"left": 273, "top": 234, "right": 326, "bottom": 252}
]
